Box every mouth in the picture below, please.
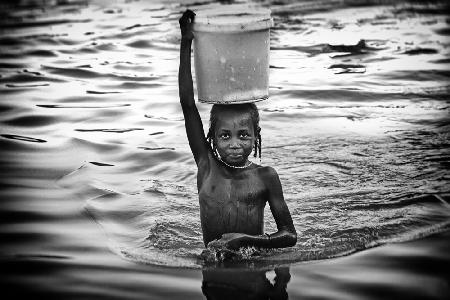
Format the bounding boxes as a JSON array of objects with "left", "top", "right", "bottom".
[{"left": 227, "top": 153, "right": 243, "bottom": 160}]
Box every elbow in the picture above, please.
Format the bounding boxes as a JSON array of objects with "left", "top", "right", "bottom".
[
  {"left": 283, "top": 226, "right": 297, "bottom": 247},
  {"left": 274, "top": 228, "right": 296, "bottom": 248},
  {"left": 286, "top": 231, "right": 297, "bottom": 247}
]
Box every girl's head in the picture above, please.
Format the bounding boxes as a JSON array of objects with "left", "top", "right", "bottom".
[{"left": 206, "top": 103, "right": 261, "bottom": 166}]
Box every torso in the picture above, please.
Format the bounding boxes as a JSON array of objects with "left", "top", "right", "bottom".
[{"left": 198, "top": 151, "right": 268, "bottom": 246}]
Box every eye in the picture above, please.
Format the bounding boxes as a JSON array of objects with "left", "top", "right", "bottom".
[
  {"left": 219, "top": 133, "right": 230, "bottom": 139},
  {"left": 239, "top": 132, "right": 251, "bottom": 138}
]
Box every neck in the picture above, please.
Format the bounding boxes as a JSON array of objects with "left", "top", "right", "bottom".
[{"left": 219, "top": 158, "right": 253, "bottom": 169}]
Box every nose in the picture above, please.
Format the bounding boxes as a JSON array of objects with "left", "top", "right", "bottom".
[{"left": 229, "top": 137, "right": 240, "bottom": 149}]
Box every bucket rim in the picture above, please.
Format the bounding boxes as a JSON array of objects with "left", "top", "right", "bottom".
[
  {"left": 198, "top": 96, "right": 269, "bottom": 105},
  {"left": 192, "top": 5, "right": 273, "bottom": 33}
]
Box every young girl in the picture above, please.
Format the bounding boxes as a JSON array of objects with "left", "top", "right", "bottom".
[{"left": 178, "top": 10, "right": 297, "bottom": 250}]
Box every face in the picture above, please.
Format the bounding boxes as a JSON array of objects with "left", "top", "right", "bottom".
[{"left": 214, "top": 110, "right": 255, "bottom": 166}]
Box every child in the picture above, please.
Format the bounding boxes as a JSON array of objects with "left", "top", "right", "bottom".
[{"left": 178, "top": 10, "right": 297, "bottom": 251}]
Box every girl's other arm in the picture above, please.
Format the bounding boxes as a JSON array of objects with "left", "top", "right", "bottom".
[
  {"left": 264, "top": 167, "right": 297, "bottom": 247},
  {"left": 244, "top": 167, "right": 297, "bottom": 248},
  {"left": 178, "top": 10, "right": 209, "bottom": 165}
]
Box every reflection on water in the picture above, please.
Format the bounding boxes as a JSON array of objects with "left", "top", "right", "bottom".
[
  {"left": 202, "top": 267, "right": 290, "bottom": 300},
  {"left": 1, "top": 0, "right": 449, "bottom": 299}
]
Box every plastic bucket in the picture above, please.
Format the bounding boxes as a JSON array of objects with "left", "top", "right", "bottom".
[{"left": 193, "top": 6, "right": 273, "bottom": 104}]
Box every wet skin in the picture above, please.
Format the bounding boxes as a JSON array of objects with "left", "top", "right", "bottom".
[{"left": 178, "top": 10, "right": 296, "bottom": 249}]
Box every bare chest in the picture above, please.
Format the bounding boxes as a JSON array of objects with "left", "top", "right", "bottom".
[{"left": 198, "top": 171, "right": 266, "bottom": 208}]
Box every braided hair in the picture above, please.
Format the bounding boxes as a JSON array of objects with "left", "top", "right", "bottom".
[{"left": 206, "top": 103, "right": 262, "bottom": 159}]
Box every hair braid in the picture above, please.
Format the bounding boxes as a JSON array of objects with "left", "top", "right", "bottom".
[
  {"left": 258, "top": 130, "right": 261, "bottom": 159},
  {"left": 254, "top": 127, "right": 261, "bottom": 158}
]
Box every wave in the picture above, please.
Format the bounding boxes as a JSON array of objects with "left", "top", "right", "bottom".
[
  {"left": 81, "top": 171, "right": 450, "bottom": 269},
  {"left": 107, "top": 218, "right": 450, "bottom": 270}
]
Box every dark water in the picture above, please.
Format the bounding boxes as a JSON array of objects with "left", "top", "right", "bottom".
[{"left": 1, "top": 0, "right": 449, "bottom": 299}]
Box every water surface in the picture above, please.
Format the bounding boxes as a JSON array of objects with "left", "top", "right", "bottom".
[{"left": 1, "top": 0, "right": 449, "bottom": 298}]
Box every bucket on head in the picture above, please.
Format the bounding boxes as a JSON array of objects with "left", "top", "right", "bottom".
[{"left": 192, "top": 5, "right": 273, "bottom": 104}]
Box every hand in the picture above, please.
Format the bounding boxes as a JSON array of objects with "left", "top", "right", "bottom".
[
  {"left": 179, "top": 9, "right": 195, "bottom": 40},
  {"left": 210, "top": 233, "right": 247, "bottom": 250}
]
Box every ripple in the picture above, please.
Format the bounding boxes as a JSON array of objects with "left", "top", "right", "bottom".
[
  {"left": 23, "top": 69, "right": 42, "bottom": 76},
  {"left": 41, "top": 65, "right": 104, "bottom": 79},
  {"left": 431, "top": 58, "right": 450, "bottom": 64},
  {"left": 0, "top": 134, "right": 47, "bottom": 143},
  {"left": 0, "top": 18, "right": 91, "bottom": 29},
  {"left": 4, "top": 115, "right": 58, "bottom": 127},
  {"left": 138, "top": 147, "right": 175, "bottom": 151},
  {"left": 144, "top": 115, "right": 183, "bottom": 121},
  {"left": 0, "top": 105, "right": 14, "bottom": 113},
  {"left": 329, "top": 64, "right": 365, "bottom": 69},
  {"left": 86, "top": 90, "right": 122, "bottom": 94},
  {"left": 0, "top": 36, "right": 31, "bottom": 46},
  {"left": 403, "top": 48, "right": 438, "bottom": 55},
  {"left": 94, "top": 43, "right": 118, "bottom": 51},
  {"left": 0, "top": 62, "right": 27, "bottom": 69},
  {"left": 325, "top": 40, "right": 372, "bottom": 53},
  {"left": 392, "top": 5, "right": 449, "bottom": 16},
  {"left": 126, "top": 40, "right": 153, "bottom": 49},
  {"left": 123, "top": 24, "right": 143, "bottom": 31},
  {"left": 6, "top": 83, "right": 50, "bottom": 88},
  {"left": 37, "top": 104, "right": 130, "bottom": 109},
  {"left": 149, "top": 131, "right": 164, "bottom": 136},
  {"left": 75, "top": 128, "right": 144, "bottom": 133},
  {"left": 25, "top": 49, "right": 58, "bottom": 57},
  {"left": 434, "top": 27, "right": 450, "bottom": 36},
  {"left": 90, "top": 161, "right": 115, "bottom": 167},
  {"left": 112, "top": 81, "right": 162, "bottom": 89},
  {"left": 270, "top": 39, "right": 383, "bottom": 56},
  {"left": 14, "top": 254, "right": 71, "bottom": 260},
  {"left": 328, "top": 63, "right": 366, "bottom": 74},
  {"left": 0, "top": 73, "right": 64, "bottom": 84},
  {"left": 348, "top": 194, "right": 449, "bottom": 210},
  {"left": 41, "top": 65, "right": 159, "bottom": 81}
]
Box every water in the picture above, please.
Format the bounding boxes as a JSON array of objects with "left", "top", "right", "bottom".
[{"left": 1, "top": 0, "right": 449, "bottom": 298}]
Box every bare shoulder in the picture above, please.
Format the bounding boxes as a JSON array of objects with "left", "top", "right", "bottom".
[
  {"left": 255, "top": 165, "right": 281, "bottom": 185},
  {"left": 257, "top": 165, "right": 285, "bottom": 204},
  {"left": 256, "top": 165, "right": 278, "bottom": 176}
]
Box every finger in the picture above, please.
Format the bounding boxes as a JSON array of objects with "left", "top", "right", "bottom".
[
  {"left": 179, "top": 13, "right": 195, "bottom": 26},
  {"left": 183, "top": 10, "right": 195, "bottom": 24},
  {"left": 181, "top": 10, "right": 195, "bottom": 21},
  {"left": 185, "top": 9, "right": 196, "bottom": 19}
]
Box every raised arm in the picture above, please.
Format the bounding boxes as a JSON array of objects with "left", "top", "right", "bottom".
[{"left": 178, "top": 10, "right": 210, "bottom": 165}]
